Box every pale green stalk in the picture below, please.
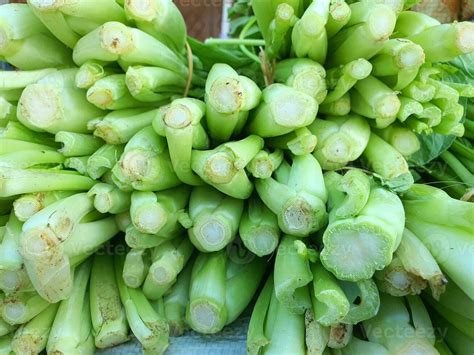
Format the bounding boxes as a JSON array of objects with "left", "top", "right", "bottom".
[
  {"left": 17, "top": 69, "right": 104, "bottom": 134},
  {"left": 46, "top": 260, "right": 95, "bottom": 355},
  {"left": 204, "top": 64, "right": 261, "bottom": 142},
  {"left": 247, "top": 84, "right": 318, "bottom": 138},
  {"left": 88, "top": 183, "right": 131, "bottom": 214},
  {"left": 239, "top": 194, "right": 280, "bottom": 256},
  {"left": 111, "top": 127, "right": 180, "bottom": 192},
  {"left": 321, "top": 170, "right": 405, "bottom": 280},
  {"left": 142, "top": 236, "right": 194, "bottom": 300},
  {"left": 191, "top": 135, "right": 263, "bottom": 199},
  {"left": 187, "top": 186, "right": 244, "bottom": 252},
  {"left": 274, "top": 58, "right": 327, "bottom": 103},
  {"left": 308, "top": 115, "right": 370, "bottom": 170},
  {"left": 362, "top": 132, "right": 414, "bottom": 191},
  {"left": 153, "top": 98, "right": 209, "bottom": 185},
  {"left": 0, "top": 4, "right": 73, "bottom": 69},
  {"left": 90, "top": 254, "right": 129, "bottom": 349},
  {"left": 55, "top": 131, "right": 104, "bottom": 157},
  {"left": 255, "top": 154, "right": 328, "bottom": 237}
]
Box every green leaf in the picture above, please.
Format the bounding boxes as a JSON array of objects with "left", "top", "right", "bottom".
[{"left": 408, "top": 133, "right": 456, "bottom": 167}]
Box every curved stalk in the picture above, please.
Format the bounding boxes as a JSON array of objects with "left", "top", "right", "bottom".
[{"left": 187, "top": 186, "right": 244, "bottom": 252}]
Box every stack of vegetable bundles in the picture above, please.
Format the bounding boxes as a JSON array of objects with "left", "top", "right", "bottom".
[{"left": 0, "top": 0, "right": 472, "bottom": 354}]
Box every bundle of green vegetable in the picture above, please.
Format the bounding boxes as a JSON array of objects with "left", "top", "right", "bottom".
[{"left": 0, "top": 0, "right": 472, "bottom": 354}]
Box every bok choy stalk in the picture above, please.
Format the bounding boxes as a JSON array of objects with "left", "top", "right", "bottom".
[
  {"left": 88, "top": 183, "right": 131, "bottom": 214},
  {"left": 55, "top": 131, "right": 104, "bottom": 157},
  {"left": 124, "top": 0, "right": 187, "bottom": 54},
  {"left": 247, "top": 84, "right": 318, "bottom": 138},
  {"left": 73, "top": 22, "right": 188, "bottom": 78},
  {"left": 130, "top": 186, "right": 190, "bottom": 235},
  {"left": 86, "top": 144, "right": 124, "bottom": 180},
  {"left": 0, "top": 268, "right": 33, "bottom": 294},
  {"left": 0, "top": 122, "right": 58, "bottom": 147},
  {"left": 125, "top": 66, "right": 187, "bottom": 102},
  {"left": 0, "top": 334, "right": 12, "bottom": 353},
  {"left": 402, "top": 184, "right": 474, "bottom": 299},
  {"left": 0, "top": 4, "right": 72, "bottom": 70},
  {"left": 17, "top": 69, "right": 104, "bottom": 134},
  {"left": 247, "top": 275, "right": 306, "bottom": 355},
  {"left": 362, "top": 132, "right": 414, "bottom": 192},
  {"left": 46, "top": 260, "right": 94, "bottom": 355},
  {"left": 246, "top": 149, "right": 284, "bottom": 178},
  {"left": 350, "top": 75, "right": 401, "bottom": 128},
  {"left": 124, "top": 226, "right": 170, "bottom": 250},
  {"left": 0, "top": 99, "right": 17, "bottom": 126},
  {"left": 320, "top": 169, "right": 405, "bottom": 281},
  {"left": 332, "top": 337, "right": 389, "bottom": 355},
  {"left": 251, "top": 0, "right": 302, "bottom": 43},
  {"left": 274, "top": 59, "right": 327, "bottom": 104},
  {"left": 27, "top": 0, "right": 127, "bottom": 48},
  {"left": 163, "top": 255, "right": 193, "bottom": 336},
  {"left": 409, "top": 22, "right": 474, "bottom": 62},
  {"left": 187, "top": 186, "right": 243, "bottom": 252},
  {"left": 430, "top": 308, "right": 474, "bottom": 355},
  {"left": 393, "top": 11, "right": 440, "bottom": 38},
  {"left": 401, "top": 80, "right": 435, "bottom": 103},
  {"left": 273, "top": 235, "right": 316, "bottom": 314},
  {"left": 239, "top": 194, "right": 280, "bottom": 257},
  {"left": 204, "top": 64, "right": 261, "bottom": 142},
  {"left": 0, "top": 168, "right": 95, "bottom": 197},
  {"left": 191, "top": 135, "right": 263, "bottom": 199},
  {"left": 90, "top": 254, "right": 129, "bottom": 349},
  {"left": 0, "top": 68, "right": 57, "bottom": 90},
  {"left": 111, "top": 127, "right": 180, "bottom": 192},
  {"left": 1, "top": 291, "right": 50, "bottom": 325},
  {"left": 370, "top": 39, "right": 425, "bottom": 90},
  {"left": 265, "top": 3, "right": 298, "bottom": 61},
  {"left": 115, "top": 253, "right": 170, "bottom": 355},
  {"left": 326, "top": 0, "right": 351, "bottom": 39},
  {"left": 431, "top": 275, "right": 474, "bottom": 323},
  {"left": 255, "top": 154, "right": 328, "bottom": 237},
  {"left": 310, "top": 260, "right": 350, "bottom": 326},
  {"left": 19, "top": 193, "right": 117, "bottom": 302},
  {"left": 266, "top": 129, "right": 317, "bottom": 156},
  {"left": 75, "top": 61, "right": 116, "bottom": 89},
  {"left": 377, "top": 228, "right": 447, "bottom": 299},
  {"left": 0, "top": 213, "right": 22, "bottom": 272},
  {"left": 153, "top": 98, "right": 210, "bottom": 185},
  {"left": 291, "top": 0, "right": 330, "bottom": 64},
  {"left": 375, "top": 124, "right": 421, "bottom": 157},
  {"left": 87, "top": 74, "right": 149, "bottom": 110},
  {"left": 339, "top": 278, "right": 380, "bottom": 324},
  {"left": 327, "top": 323, "right": 353, "bottom": 349},
  {"left": 0, "top": 298, "right": 14, "bottom": 336},
  {"left": 319, "top": 92, "right": 351, "bottom": 116},
  {"left": 123, "top": 248, "right": 150, "bottom": 289},
  {"left": 26, "top": 215, "right": 118, "bottom": 303},
  {"left": 363, "top": 294, "right": 438, "bottom": 354},
  {"left": 308, "top": 115, "right": 371, "bottom": 170},
  {"left": 10, "top": 303, "right": 59, "bottom": 355},
  {"left": 423, "top": 292, "right": 473, "bottom": 340},
  {"left": 327, "top": 3, "right": 397, "bottom": 67},
  {"left": 142, "top": 235, "right": 194, "bottom": 300},
  {"left": 186, "top": 250, "right": 266, "bottom": 334},
  {"left": 130, "top": 185, "right": 190, "bottom": 237},
  {"left": 324, "top": 58, "right": 372, "bottom": 103},
  {"left": 374, "top": 256, "right": 427, "bottom": 298},
  {"left": 93, "top": 108, "right": 160, "bottom": 145},
  {"left": 304, "top": 308, "right": 329, "bottom": 354}
]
